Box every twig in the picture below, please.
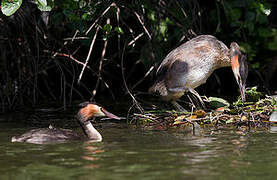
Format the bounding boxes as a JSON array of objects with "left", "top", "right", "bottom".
[
  {"left": 45, "top": 50, "right": 115, "bottom": 100},
  {"left": 63, "top": 30, "right": 80, "bottom": 47},
  {"left": 63, "top": 37, "right": 90, "bottom": 41},
  {"left": 176, "top": 1, "right": 188, "bottom": 18},
  {"left": 128, "top": 32, "right": 144, "bottom": 47},
  {"left": 133, "top": 11, "right": 151, "bottom": 40},
  {"left": 78, "top": 26, "right": 100, "bottom": 84},
  {"left": 133, "top": 113, "right": 157, "bottom": 120},
  {"left": 130, "top": 65, "right": 154, "bottom": 90},
  {"left": 91, "top": 18, "right": 112, "bottom": 99},
  {"left": 119, "top": 17, "right": 135, "bottom": 40},
  {"left": 116, "top": 4, "right": 121, "bottom": 55},
  {"left": 85, "top": 3, "right": 116, "bottom": 35},
  {"left": 121, "top": 43, "right": 144, "bottom": 114},
  {"left": 71, "top": 30, "right": 79, "bottom": 42},
  {"left": 44, "top": 49, "right": 115, "bottom": 95},
  {"left": 44, "top": 50, "right": 92, "bottom": 69}
]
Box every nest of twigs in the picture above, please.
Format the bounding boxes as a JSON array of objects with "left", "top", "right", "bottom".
[{"left": 130, "top": 96, "right": 277, "bottom": 131}]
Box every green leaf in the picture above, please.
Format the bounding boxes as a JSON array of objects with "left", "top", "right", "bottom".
[
  {"left": 234, "top": 87, "right": 263, "bottom": 105},
  {"left": 208, "top": 97, "right": 230, "bottom": 109},
  {"left": 79, "top": 0, "right": 86, "bottom": 8},
  {"left": 1, "top": 0, "right": 22, "bottom": 16},
  {"left": 81, "top": 13, "right": 88, "bottom": 20},
  {"left": 147, "top": 11, "right": 155, "bottom": 21},
  {"left": 159, "top": 20, "right": 167, "bottom": 37},
  {"left": 246, "top": 86, "right": 263, "bottom": 102},
  {"left": 114, "top": 27, "right": 124, "bottom": 34},
  {"left": 35, "top": 0, "right": 54, "bottom": 11},
  {"left": 37, "top": 5, "right": 52, "bottom": 11},
  {"left": 37, "top": 0, "right": 47, "bottom": 7},
  {"left": 226, "top": 118, "right": 234, "bottom": 124},
  {"left": 103, "top": 24, "right": 112, "bottom": 33}
]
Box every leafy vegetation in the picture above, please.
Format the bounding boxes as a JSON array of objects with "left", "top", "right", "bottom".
[
  {"left": 1, "top": 0, "right": 53, "bottom": 16},
  {"left": 0, "top": 0, "right": 276, "bottom": 113}
]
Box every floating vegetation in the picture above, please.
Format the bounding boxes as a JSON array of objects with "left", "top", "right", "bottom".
[{"left": 131, "top": 87, "right": 277, "bottom": 131}]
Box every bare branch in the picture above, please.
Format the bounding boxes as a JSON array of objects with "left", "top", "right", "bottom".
[
  {"left": 78, "top": 26, "right": 100, "bottom": 84},
  {"left": 121, "top": 43, "right": 144, "bottom": 114},
  {"left": 130, "top": 65, "right": 154, "bottom": 90},
  {"left": 128, "top": 32, "right": 144, "bottom": 47},
  {"left": 85, "top": 2, "right": 116, "bottom": 35},
  {"left": 44, "top": 50, "right": 92, "bottom": 69},
  {"left": 134, "top": 11, "right": 151, "bottom": 40},
  {"left": 91, "top": 18, "right": 113, "bottom": 100},
  {"left": 63, "top": 37, "right": 90, "bottom": 41}
]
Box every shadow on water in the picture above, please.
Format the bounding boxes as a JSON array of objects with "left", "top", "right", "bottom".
[{"left": 1, "top": 104, "right": 277, "bottom": 179}]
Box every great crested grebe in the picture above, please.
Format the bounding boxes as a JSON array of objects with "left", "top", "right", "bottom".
[
  {"left": 11, "top": 102, "right": 120, "bottom": 144},
  {"left": 149, "top": 35, "right": 248, "bottom": 110}
]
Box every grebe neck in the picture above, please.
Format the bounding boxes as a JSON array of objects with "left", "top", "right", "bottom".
[{"left": 82, "top": 122, "right": 102, "bottom": 142}]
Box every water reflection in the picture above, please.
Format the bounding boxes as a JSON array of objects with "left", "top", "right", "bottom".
[
  {"left": 269, "top": 125, "right": 277, "bottom": 133},
  {"left": 82, "top": 142, "right": 105, "bottom": 169},
  {"left": 169, "top": 127, "right": 254, "bottom": 177}
]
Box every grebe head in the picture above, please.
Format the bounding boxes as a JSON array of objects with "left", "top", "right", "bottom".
[
  {"left": 77, "top": 103, "right": 120, "bottom": 123},
  {"left": 230, "top": 42, "right": 248, "bottom": 102}
]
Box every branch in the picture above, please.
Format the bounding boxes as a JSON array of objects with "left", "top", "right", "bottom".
[
  {"left": 128, "top": 32, "right": 144, "bottom": 47},
  {"left": 85, "top": 3, "right": 116, "bottom": 35},
  {"left": 130, "top": 65, "right": 154, "bottom": 90},
  {"left": 121, "top": 43, "right": 144, "bottom": 114},
  {"left": 78, "top": 26, "right": 100, "bottom": 84},
  {"left": 44, "top": 50, "right": 92, "bottom": 69},
  {"left": 134, "top": 11, "right": 151, "bottom": 40},
  {"left": 91, "top": 18, "right": 115, "bottom": 100}
]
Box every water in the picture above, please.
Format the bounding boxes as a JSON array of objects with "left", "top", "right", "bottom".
[{"left": 1, "top": 109, "right": 277, "bottom": 180}]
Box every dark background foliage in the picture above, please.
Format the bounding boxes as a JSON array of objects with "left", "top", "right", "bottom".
[{"left": 0, "top": 0, "right": 276, "bottom": 112}]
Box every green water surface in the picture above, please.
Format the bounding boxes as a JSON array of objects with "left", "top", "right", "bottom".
[{"left": 1, "top": 111, "right": 277, "bottom": 180}]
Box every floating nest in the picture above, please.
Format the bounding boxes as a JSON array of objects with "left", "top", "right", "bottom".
[{"left": 130, "top": 92, "right": 277, "bottom": 131}]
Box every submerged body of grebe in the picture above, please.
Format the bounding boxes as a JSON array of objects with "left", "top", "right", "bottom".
[{"left": 11, "top": 102, "right": 120, "bottom": 144}]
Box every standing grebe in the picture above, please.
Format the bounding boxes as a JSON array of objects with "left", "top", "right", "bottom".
[
  {"left": 149, "top": 35, "right": 248, "bottom": 110},
  {"left": 11, "top": 102, "right": 120, "bottom": 144}
]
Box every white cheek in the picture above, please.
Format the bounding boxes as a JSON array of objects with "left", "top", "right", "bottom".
[
  {"left": 232, "top": 68, "right": 240, "bottom": 83},
  {"left": 94, "top": 107, "right": 105, "bottom": 117},
  {"left": 96, "top": 112, "right": 105, "bottom": 117}
]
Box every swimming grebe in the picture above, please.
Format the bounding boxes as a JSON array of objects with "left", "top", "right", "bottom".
[
  {"left": 149, "top": 35, "right": 248, "bottom": 110},
  {"left": 11, "top": 103, "right": 120, "bottom": 144}
]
